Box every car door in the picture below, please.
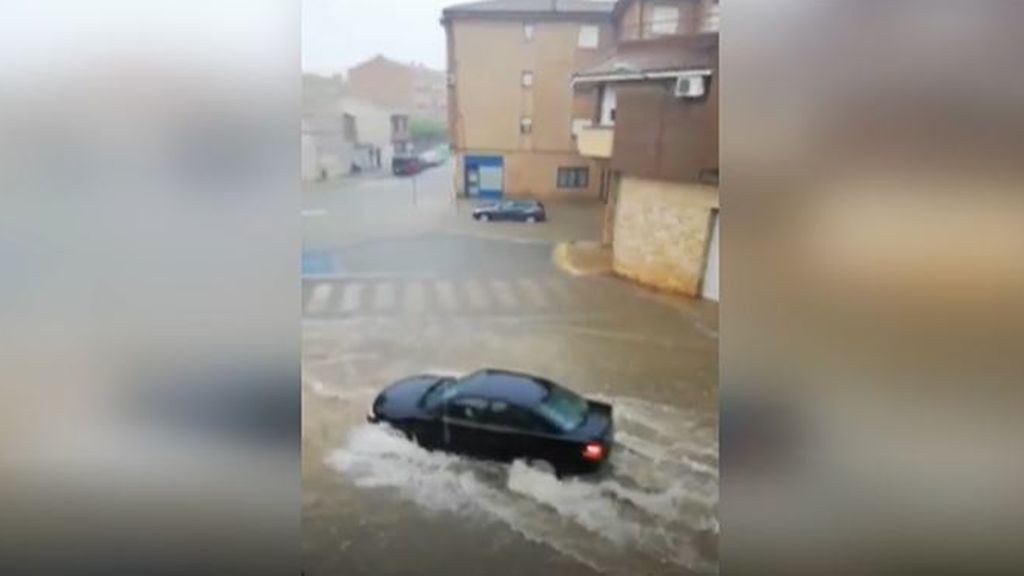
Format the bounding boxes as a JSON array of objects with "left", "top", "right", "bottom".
[
  {"left": 501, "top": 202, "right": 520, "bottom": 221},
  {"left": 441, "top": 397, "right": 490, "bottom": 455},
  {"left": 482, "top": 401, "right": 556, "bottom": 462}
]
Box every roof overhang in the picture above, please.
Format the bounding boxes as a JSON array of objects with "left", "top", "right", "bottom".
[
  {"left": 571, "top": 67, "right": 713, "bottom": 86},
  {"left": 442, "top": 11, "right": 612, "bottom": 25}
]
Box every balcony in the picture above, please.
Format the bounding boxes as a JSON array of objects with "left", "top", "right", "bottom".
[{"left": 576, "top": 125, "right": 614, "bottom": 159}]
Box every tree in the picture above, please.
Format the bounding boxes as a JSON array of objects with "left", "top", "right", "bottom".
[{"left": 408, "top": 117, "right": 447, "bottom": 145}]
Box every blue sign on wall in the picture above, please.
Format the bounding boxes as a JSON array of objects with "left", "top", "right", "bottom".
[
  {"left": 302, "top": 251, "right": 336, "bottom": 276},
  {"left": 464, "top": 155, "right": 503, "bottom": 199}
]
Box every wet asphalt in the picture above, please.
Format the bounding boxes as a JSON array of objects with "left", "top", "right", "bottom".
[{"left": 302, "top": 161, "right": 719, "bottom": 576}]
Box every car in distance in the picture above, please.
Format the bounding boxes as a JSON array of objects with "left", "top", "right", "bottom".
[
  {"left": 391, "top": 154, "right": 423, "bottom": 176},
  {"left": 472, "top": 200, "right": 546, "bottom": 223},
  {"left": 418, "top": 146, "right": 447, "bottom": 167},
  {"left": 367, "top": 369, "right": 613, "bottom": 475}
]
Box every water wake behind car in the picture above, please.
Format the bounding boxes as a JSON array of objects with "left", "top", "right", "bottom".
[{"left": 327, "top": 395, "right": 718, "bottom": 575}]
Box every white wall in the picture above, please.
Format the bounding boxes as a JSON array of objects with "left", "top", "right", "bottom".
[
  {"left": 339, "top": 97, "right": 396, "bottom": 166},
  {"left": 600, "top": 84, "right": 617, "bottom": 126}
]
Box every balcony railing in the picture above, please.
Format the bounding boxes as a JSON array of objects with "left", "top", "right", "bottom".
[{"left": 576, "top": 125, "right": 614, "bottom": 159}]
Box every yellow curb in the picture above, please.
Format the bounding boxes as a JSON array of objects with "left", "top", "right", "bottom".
[
  {"left": 553, "top": 241, "right": 615, "bottom": 277},
  {"left": 552, "top": 242, "right": 585, "bottom": 277}
]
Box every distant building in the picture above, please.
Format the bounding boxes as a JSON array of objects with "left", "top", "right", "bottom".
[
  {"left": 302, "top": 114, "right": 357, "bottom": 181},
  {"left": 346, "top": 55, "right": 447, "bottom": 124},
  {"left": 302, "top": 74, "right": 398, "bottom": 181},
  {"left": 442, "top": 0, "right": 617, "bottom": 199}
]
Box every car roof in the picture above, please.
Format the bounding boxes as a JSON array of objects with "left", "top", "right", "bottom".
[{"left": 456, "top": 369, "right": 553, "bottom": 406}]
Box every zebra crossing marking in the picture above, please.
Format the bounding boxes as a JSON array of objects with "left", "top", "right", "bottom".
[
  {"left": 306, "top": 283, "right": 333, "bottom": 314},
  {"left": 339, "top": 282, "right": 363, "bottom": 313},
  {"left": 463, "top": 279, "right": 490, "bottom": 309},
  {"left": 304, "top": 275, "right": 586, "bottom": 317},
  {"left": 372, "top": 281, "right": 397, "bottom": 311},
  {"left": 489, "top": 279, "right": 518, "bottom": 308},
  {"left": 435, "top": 280, "right": 458, "bottom": 310},
  {"left": 404, "top": 280, "right": 427, "bottom": 312},
  {"left": 515, "top": 278, "right": 548, "bottom": 308},
  {"left": 545, "top": 278, "right": 574, "bottom": 303}
]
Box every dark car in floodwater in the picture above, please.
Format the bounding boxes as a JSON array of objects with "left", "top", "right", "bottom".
[
  {"left": 472, "top": 200, "right": 546, "bottom": 222},
  {"left": 391, "top": 154, "right": 423, "bottom": 176},
  {"left": 367, "top": 369, "right": 613, "bottom": 475}
]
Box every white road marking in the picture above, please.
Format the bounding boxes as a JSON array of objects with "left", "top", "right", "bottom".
[
  {"left": 372, "top": 281, "right": 397, "bottom": 311},
  {"left": 516, "top": 278, "right": 548, "bottom": 308},
  {"left": 302, "top": 209, "right": 327, "bottom": 217},
  {"left": 403, "top": 280, "right": 427, "bottom": 312},
  {"left": 489, "top": 279, "right": 518, "bottom": 308},
  {"left": 339, "top": 282, "right": 363, "bottom": 313},
  {"left": 463, "top": 279, "right": 490, "bottom": 309},
  {"left": 306, "top": 283, "right": 333, "bottom": 314},
  {"left": 434, "top": 280, "right": 458, "bottom": 310},
  {"left": 545, "top": 278, "right": 574, "bottom": 303}
]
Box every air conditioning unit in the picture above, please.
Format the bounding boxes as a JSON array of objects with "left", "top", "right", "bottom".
[{"left": 674, "top": 75, "right": 706, "bottom": 99}]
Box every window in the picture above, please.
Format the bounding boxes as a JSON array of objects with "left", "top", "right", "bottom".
[
  {"left": 520, "top": 116, "right": 533, "bottom": 135},
  {"left": 577, "top": 25, "right": 599, "bottom": 48},
  {"left": 523, "top": 23, "right": 534, "bottom": 40},
  {"left": 448, "top": 397, "right": 489, "bottom": 422},
  {"left": 342, "top": 113, "right": 358, "bottom": 142},
  {"left": 521, "top": 71, "right": 533, "bottom": 87},
  {"left": 599, "top": 84, "right": 617, "bottom": 126},
  {"left": 422, "top": 377, "right": 462, "bottom": 410},
  {"left": 701, "top": 0, "right": 720, "bottom": 32},
  {"left": 536, "top": 386, "right": 588, "bottom": 431},
  {"left": 557, "top": 167, "right": 589, "bottom": 189},
  {"left": 651, "top": 5, "right": 680, "bottom": 35},
  {"left": 488, "top": 401, "right": 549, "bottom": 433}
]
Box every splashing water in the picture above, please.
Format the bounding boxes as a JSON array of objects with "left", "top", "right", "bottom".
[{"left": 327, "top": 395, "right": 718, "bottom": 574}]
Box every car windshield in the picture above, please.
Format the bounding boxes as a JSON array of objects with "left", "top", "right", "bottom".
[
  {"left": 420, "top": 377, "right": 462, "bottom": 410},
  {"left": 536, "top": 385, "right": 588, "bottom": 431}
]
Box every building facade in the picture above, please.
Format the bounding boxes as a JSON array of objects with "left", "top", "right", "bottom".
[
  {"left": 302, "top": 74, "right": 395, "bottom": 180},
  {"left": 346, "top": 55, "right": 447, "bottom": 124},
  {"left": 442, "top": 0, "right": 617, "bottom": 199},
  {"left": 574, "top": 0, "right": 719, "bottom": 300}
]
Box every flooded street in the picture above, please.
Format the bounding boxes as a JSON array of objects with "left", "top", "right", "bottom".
[{"left": 303, "top": 163, "right": 718, "bottom": 575}]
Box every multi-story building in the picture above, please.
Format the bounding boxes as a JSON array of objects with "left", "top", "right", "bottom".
[
  {"left": 616, "top": 0, "right": 719, "bottom": 41},
  {"left": 346, "top": 55, "right": 447, "bottom": 124},
  {"left": 442, "top": 0, "right": 617, "bottom": 199},
  {"left": 574, "top": 0, "right": 719, "bottom": 299},
  {"left": 441, "top": 0, "right": 718, "bottom": 299}
]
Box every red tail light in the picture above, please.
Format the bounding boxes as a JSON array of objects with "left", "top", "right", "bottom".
[{"left": 582, "top": 442, "right": 604, "bottom": 461}]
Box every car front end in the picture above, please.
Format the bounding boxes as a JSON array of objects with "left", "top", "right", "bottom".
[{"left": 367, "top": 374, "right": 444, "bottom": 425}]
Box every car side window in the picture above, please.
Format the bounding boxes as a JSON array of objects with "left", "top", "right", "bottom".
[
  {"left": 447, "top": 397, "right": 488, "bottom": 422},
  {"left": 488, "top": 401, "right": 550, "bottom": 433}
]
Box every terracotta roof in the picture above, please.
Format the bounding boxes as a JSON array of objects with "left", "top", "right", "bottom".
[
  {"left": 575, "top": 33, "right": 717, "bottom": 78},
  {"left": 443, "top": 0, "right": 615, "bottom": 18}
]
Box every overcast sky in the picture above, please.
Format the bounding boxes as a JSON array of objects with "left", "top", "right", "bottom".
[{"left": 303, "top": 0, "right": 458, "bottom": 76}]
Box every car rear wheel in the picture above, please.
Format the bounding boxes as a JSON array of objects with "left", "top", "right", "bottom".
[{"left": 526, "top": 215, "right": 537, "bottom": 223}]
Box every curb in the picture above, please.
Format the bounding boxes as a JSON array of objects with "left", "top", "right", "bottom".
[
  {"left": 552, "top": 241, "right": 612, "bottom": 277},
  {"left": 551, "top": 243, "right": 581, "bottom": 276}
]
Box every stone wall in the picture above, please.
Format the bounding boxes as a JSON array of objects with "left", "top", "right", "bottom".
[{"left": 612, "top": 177, "right": 718, "bottom": 295}]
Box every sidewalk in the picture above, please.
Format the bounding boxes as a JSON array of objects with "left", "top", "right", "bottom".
[{"left": 552, "top": 240, "right": 614, "bottom": 276}]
